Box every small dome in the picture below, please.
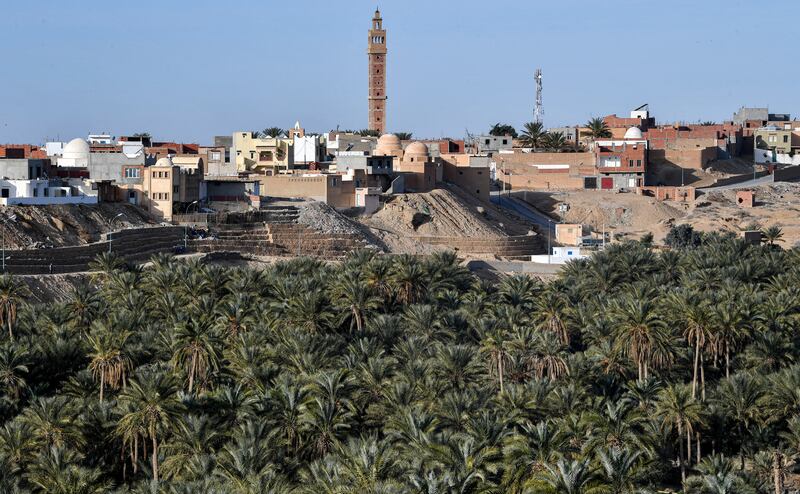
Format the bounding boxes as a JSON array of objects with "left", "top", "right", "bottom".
[
  {"left": 377, "top": 133, "right": 401, "bottom": 147},
  {"left": 624, "top": 127, "right": 643, "bottom": 139},
  {"left": 62, "top": 138, "right": 90, "bottom": 159},
  {"left": 404, "top": 141, "right": 429, "bottom": 157},
  {"left": 374, "top": 133, "right": 402, "bottom": 156},
  {"left": 155, "top": 157, "right": 173, "bottom": 167}
]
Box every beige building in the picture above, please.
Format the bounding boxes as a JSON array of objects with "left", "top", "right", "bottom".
[
  {"left": 754, "top": 126, "right": 798, "bottom": 154},
  {"left": 232, "top": 131, "right": 293, "bottom": 174},
  {"left": 259, "top": 174, "right": 355, "bottom": 209},
  {"left": 117, "top": 157, "right": 203, "bottom": 221},
  {"left": 555, "top": 223, "right": 583, "bottom": 246}
]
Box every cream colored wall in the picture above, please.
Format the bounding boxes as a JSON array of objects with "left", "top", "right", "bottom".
[{"left": 233, "top": 132, "right": 293, "bottom": 172}]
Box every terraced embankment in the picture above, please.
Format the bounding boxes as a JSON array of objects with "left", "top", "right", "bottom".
[
  {"left": 1, "top": 226, "right": 185, "bottom": 274},
  {"left": 188, "top": 205, "right": 376, "bottom": 260}
]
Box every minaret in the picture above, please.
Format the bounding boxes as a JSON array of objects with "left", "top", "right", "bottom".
[{"left": 367, "top": 8, "right": 387, "bottom": 134}]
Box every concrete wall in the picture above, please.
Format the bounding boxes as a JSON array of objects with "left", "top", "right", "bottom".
[
  {"left": 442, "top": 162, "right": 490, "bottom": 201},
  {"left": 259, "top": 175, "right": 355, "bottom": 209},
  {"left": 89, "top": 152, "right": 145, "bottom": 182},
  {"left": 0, "top": 159, "right": 45, "bottom": 180}
]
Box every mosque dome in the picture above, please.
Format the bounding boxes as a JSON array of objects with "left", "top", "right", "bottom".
[
  {"left": 374, "top": 133, "right": 402, "bottom": 156},
  {"left": 62, "top": 138, "right": 90, "bottom": 159},
  {"left": 155, "top": 157, "right": 174, "bottom": 167},
  {"left": 624, "top": 126, "right": 644, "bottom": 139},
  {"left": 404, "top": 141, "right": 429, "bottom": 158}
]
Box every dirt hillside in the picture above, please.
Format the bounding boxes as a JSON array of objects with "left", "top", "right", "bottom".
[
  {"left": 0, "top": 203, "right": 155, "bottom": 249},
  {"left": 525, "top": 182, "right": 800, "bottom": 246}
]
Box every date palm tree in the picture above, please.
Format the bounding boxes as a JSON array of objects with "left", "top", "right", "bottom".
[
  {"left": 544, "top": 132, "right": 568, "bottom": 151},
  {"left": 87, "top": 327, "right": 133, "bottom": 402},
  {"left": 261, "top": 127, "right": 286, "bottom": 138},
  {"left": 171, "top": 316, "right": 223, "bottom": 394},
  {"left": 0, "top": 344, "right": 28, "bottom": 400},
  {"left": 611, "top": 297, "right": 673, "bottom": 381},
  {"left": 519, "top": 122, "right": 546, "bottom": 150},
  {"left": 330, "top": 270, "right": 381, "bottom": 333},
  {"left": 538, "top": 457, "right": 601, "bottom": 494},
  {"left": 715, "top": 373, "right": 764, "bottom": 470},
  {"left": 656, "top": 384, "right": 702, "bottom": 484},
  {"left": 116, "top": 371, "right": 184, "bottom": 482},
  {"left": 0, "top": 275, "right": 29, "bottom": 341},
  {"left": 586, "top": 117, "right": 612, "bottom": 138}
]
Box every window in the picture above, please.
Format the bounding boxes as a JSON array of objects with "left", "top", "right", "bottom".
[
  {"left": 173, "top": 186, "right": 179, "bottom": 194},
  {"left": 32, "top": 188, "right": 38, "bottom": 197},
  {"left": 0, "top": 189, "right": 8, "bottom": 198},
  {"left": 769, "top": 135, "right": 777, "bottom": 143},
  {"left": 502, "top": 139, "right": 508, "bottom": 145},
  {"left": 152, "top": 171, "right": 157, "bottom": 178},
  {"left": 210, "top": 152, "right": 221, "bottom": 161},
  {"left": 129, "top": 191, "right": 135, "bottom": 199},
  {"left": 125, "top": 167, "right": 140, "bottom": 178},
  {"left": 484, "top": 139, "right": 490, "bottom": 145},
  {"left": 784, "top": 135, "right": 789, "bottom": 143},
  {"left": 628, "top": 159, "right": 634, "bottom": 167},
  {"left": 636, "top": 160, "right": 642, "bottom": 167}
]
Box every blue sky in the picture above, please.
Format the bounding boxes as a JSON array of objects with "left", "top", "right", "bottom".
[{"left": 1, "top": 0, "right": 797, "bottom": 144}]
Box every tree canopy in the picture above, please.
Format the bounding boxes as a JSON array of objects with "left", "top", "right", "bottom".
[{"left": 0, "top": 237, "right": 798, "bottom": 492}]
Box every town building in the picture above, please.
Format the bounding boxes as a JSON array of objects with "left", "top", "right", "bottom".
[
  {"left": 592, "top": 127, "right": 648, "bottom": 189},
  {"left": 754, "top": 125, "right": 798, "bottom": 155},
  {"left": 473, "top": 135, "right": 513, "bottom": 154},
  {"left": 232, "top": 131, "right": 293, "bottom": 174},
  {"left": 367, "top": 9, "right": 388, "bottom": 134}
]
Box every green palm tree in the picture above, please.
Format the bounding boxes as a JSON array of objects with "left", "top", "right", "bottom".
[
  {"left": 87, "top": 327, "right": 133, "bottom": 402},
  {"left": 544, "top": 132, "right": 568, "bottom": 151},
  {"left": 761, "top": 225, "right": 784, "bottom": 246},
  {"left": 715, "top": 373, "right": 765, "bottom": 471},
  {"left": 611, "top": 297, "right": 673, "bottom": 381},
  {"left": 0, "top": 275, "right": 29, "bottom": 341},
  {"left": 479, "top": 325, "right": 512, "bottom": 393},
  {"left": 586, "top": 117, "right": 612, "bottom": 138},
  {"left": 171, "top": 316, "right": 223, "bottom": 394},
  {"left": 260, "top": 127, "right": 286, "bottom": 138},
  {"left": 656, "top": 384, "right": 702, "bottom": 484},
  {"left": 598, "top": 447, "right": 648, "bottom": 494},
  {"left": 330, "top": 270, "right": 381, "bottom": 333},
  {"left": 519, "top": 122, "right": 547, "bottom": 149},
  {"left": 0, "top": 344, "right": 28, "bottom": 400},
  {"left": 116, "top": 371, "right": 184, "bottom": 482},
  {"left": 538, "top": 458, "right": 602, "bottom": 494}
]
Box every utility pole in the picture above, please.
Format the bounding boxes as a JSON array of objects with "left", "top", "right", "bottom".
[
  {"left": 108, "top": 213, "right": 124, "bottom": 254},
  {"left": 547, "top": 219, "right": 552, "bottom": 264},
  {"left": 534, "top": 68, "right": 543, "bottom": 126}
]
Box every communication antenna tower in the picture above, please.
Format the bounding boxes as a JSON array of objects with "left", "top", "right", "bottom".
[{"left": 534, "top": 68, "right": 543, "bottom": 125}]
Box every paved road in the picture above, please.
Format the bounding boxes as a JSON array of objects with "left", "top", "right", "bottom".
[
  {"left": 701, "top": 173, "right": 774, "bottom": 191},
  {"left": 490, "top": 191, "right": 555, "bottom": 236}
]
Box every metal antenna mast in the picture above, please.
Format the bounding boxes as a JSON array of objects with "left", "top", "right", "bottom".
[{"left": 534, "top": 68, "right": 543, "bottom": 125}]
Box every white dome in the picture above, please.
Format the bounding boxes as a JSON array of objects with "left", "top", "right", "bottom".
[
  {"left": 62, "top": 138, "right": 90, "bottom": 159},
  {"left": 155, "top": 157, "right": 173, "bottom": 167},
  {"left": 624, "top": 127, "right": 643, "bottom": 139}
]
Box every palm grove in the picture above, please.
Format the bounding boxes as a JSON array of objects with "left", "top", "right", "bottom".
[{"left": 0, "top": 233, "right": 798, "bottom": 493}]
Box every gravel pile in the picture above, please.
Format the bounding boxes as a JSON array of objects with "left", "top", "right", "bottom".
[{"left": 297, "top": 202, "right": 365, "bottom": 236}]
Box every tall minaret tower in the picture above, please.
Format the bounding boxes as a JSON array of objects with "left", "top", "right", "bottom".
[{"left": 367, "top": 8, "right": 387, "bottom": 134}]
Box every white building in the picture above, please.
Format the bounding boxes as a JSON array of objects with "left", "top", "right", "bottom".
[
  {"left": 294, "top": 135, "right": 320, "bottom": 165},
  {"left": 0, "top": 178, "right": 97, "bottom": 205},
  {"left": 87, "top": 133, "right": 113, "bottom": 144},
  {"left": 530, "top": 246, "right": 589, "bottom": 264},
  {"left": 54, "top": 138, "right": 91, "bottom": 167}
]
